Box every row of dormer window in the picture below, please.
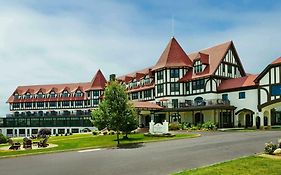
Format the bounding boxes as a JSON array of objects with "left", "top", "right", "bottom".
[{"left": 14, "top": 90, "right": 101, "bottom": 99}]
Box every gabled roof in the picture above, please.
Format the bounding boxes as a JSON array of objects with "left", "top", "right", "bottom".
[
  {"left": 218, "top": 74, "right": 258, "bottom": 92},
  {"left": 152, "top": 37, "right": 192, "bottom": 71},
  {"left": 117, "top": 67, "right": 153, "bottom": 83},
  {"left": 7, "top": 70, "right": 107, "bottom": 103},
  {"left": 255, "top": 56, "right": 281, "bottom": 82},
  {"left": 271, "top": 56, "right": 281, "bottom": 65},
  {"left": 88, "top": 69, "right": 107, "bottom": 90},
  {"left": 180, "top": 40, "right": 246, "bottom": 81}
]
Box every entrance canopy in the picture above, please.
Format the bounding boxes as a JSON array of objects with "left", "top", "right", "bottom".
[{"left": 131, "top": 101, "right": 163, "bottom": 111}]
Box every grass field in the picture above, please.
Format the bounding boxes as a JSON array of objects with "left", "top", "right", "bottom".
[
  {"left": 175, "top": 156, "right": 281, "bottom": 175},
  {"left": 0, "top": 133, "right": 199, "bottom": 158}
]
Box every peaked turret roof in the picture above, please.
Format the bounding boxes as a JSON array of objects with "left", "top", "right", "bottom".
[
  {"left": 89, "top": 69, "right": 107, "bottom": 90},
  {"left": 152, "top": 37, "right": 192, "bottom": 71}
]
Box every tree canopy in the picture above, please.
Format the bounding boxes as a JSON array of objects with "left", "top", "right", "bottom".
[{"left": 91, "top": 81, "right": 138, "bottom": 144}]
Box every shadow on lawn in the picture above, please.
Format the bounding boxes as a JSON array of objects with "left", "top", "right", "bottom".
[{"left": 117, "top": 142, "right": 144, "bottom": 149}]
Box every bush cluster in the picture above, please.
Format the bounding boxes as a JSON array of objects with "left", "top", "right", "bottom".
[
  {"left": 0, "top": 133, "right": 8, "bottom": 144},
  {"left": 264, "top": 142, "right": 277, "bottom": 154},
  {"left": 168, "top": 121, "right": 217, "bottom": 131}
]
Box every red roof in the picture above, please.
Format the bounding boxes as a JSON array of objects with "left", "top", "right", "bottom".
[
  {"left": 131, "top": 101, "right": 162, "bottom": 110},
  {"left": 127, "top": 83, "right": 155, "bottom": 93},
  {"left": 117, "top": 67, "right": 153, "bottom": 83},
  {"left": 271, "top": 57, "right": 281, "bottom": 65},
  {"left": 218, "top": 74, "right": 258, "bottom": 91},
  {"left": 88, "top": 69, "right": 107, "bottom": 90},
  {"left": 7, "top": 70, "right": 107, "bottom": 103},
  {"left": 180, "top": 40, "right": 246, "bottom": 81},
  {"left": 152, "top": 37, "right": 192, "bottom": 71}
]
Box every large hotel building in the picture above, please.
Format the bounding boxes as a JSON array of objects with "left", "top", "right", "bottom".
[{"left": 1, "top": 37, "right": 281, "bottom": 137}]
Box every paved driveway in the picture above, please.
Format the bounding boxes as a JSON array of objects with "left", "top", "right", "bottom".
[{"left": 0, "top": 131, "right": 280, "bottom": 175}]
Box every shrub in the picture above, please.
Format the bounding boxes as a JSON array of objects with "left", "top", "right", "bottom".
[
  {"left": 110, "top": 131, "right": 115, "bottom": 135},
  {"left": 37, "top": 128, "right": 51, "bottom": 138},
  {"left": 0, "top": 133, "right": 8, "bottom": 144},
  {"left": 103, "top": 131, "right": 108, "bottom": 135},
  {"left": 64, "top": 133, "right": 68, "bottom": 136},
  {"left": 265, "top": 142, "right": 277, "bottom": 154},
  {"left": 69, "top": 133, "right": 73, "bottom": 135},
  {"left": 55, "top": 134, "right": 59, "bottom": 136},
  {"left": 92, "top": 131, "right": 98, "bottom": 135},
  {"left": 8, "top": 138, "right": 13, "bottom": 145},
  {"left": 202, "top": 121, "right": 216, "bottom": 130},
  {"left": 169, "top": 123, "right": 180, "bottom": 130},
  {"left": 278, "top": 139, "right": 281, "bottom": 148}
]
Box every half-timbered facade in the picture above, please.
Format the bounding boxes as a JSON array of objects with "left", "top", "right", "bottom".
[{"left": 2, "top": 37, "right": 281, "bottom": 137}]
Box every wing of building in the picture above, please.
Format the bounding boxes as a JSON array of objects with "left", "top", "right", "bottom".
[{"left": 1, "top": 37, "right": 281, "bottom": 137}]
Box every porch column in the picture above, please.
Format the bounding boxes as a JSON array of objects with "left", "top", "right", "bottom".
[
  {"left": 252, "top": 114, "right": 256, "bottom": 127},
  {"left": 151, "top": 113, "right": 155, "bottom": 122},
  {"left": 192, "top": 111, "right": 194, "bottom": 125},
  {"left": 268, "top": 110, "right": 272, "bottom": 126},
  {"left": 260, "top": 112, "right": 264, "bottom": 127}
]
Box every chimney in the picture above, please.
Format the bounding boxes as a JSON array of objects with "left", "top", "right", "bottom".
[{"left": 109, "top": 74, "right": 116, "bottom": 81}]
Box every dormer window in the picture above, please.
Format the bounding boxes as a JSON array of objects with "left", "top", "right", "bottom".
[
  {"left": 194, "top": 60, "right": 203, "bottom": 74},
  {"left": 61, "top": 91, "right": 69, "bottom": 97},
  {"left": 49, "top": 91, "right": 56, "bottom": 98},
  {"left": 170, "top": 69, "right": 179, "bottom": 78},
  {"left": 130, "top": 79, "right": 137, "bottom": 88},
  {"left": 25, "top": 93, "right": 31, "bottom": 99},
  {"left": 14, "top": 93, "right": 19, "bottom": 99},
  {"left": 75, "top": 90, "right": 83, "bottom": 97},
  {"left": 37, "top": 92, "right": 44, "bottom": 98}
]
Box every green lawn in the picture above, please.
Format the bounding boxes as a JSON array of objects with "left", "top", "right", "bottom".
[
  {"left": 0, "top": 133, "right": 198, "bottom": 158},
  {"left": 175, "top": 156, "right": 281, "bottom": 175}
]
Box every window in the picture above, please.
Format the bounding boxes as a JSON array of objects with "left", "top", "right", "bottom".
[
  {"left": 172, "top": 99, "right": 178, "bottom": 108},
  {"left": 143, "top": 78, "right": 150, "bottom": 85},
  {"left": 25, "top": 103, "right": 32, "bottom": 108},
  {"left": 192, "top": 79, "right": 205, "bottom": 90},
  {"left": 170, "top": 69, "right": 179, "bottom": 78},
  {"left": 75, "top": 91, "right": 83, "bottom": 97},
  {"left": 25, "top": 93, "right": 31, "bottom": 99},
  {"left": 61, "top": 91, "right": 69, "bottom": 97},
  {"left": 49, "top": 92, "right": 56, "bottom": 98},
  {"left": 157, "top": 84, "right": 164, "bottom": 93},
  {"left": 14, "top": 94, "right": 19, "bottom": 99},
  {"left": 227, "top": 65, "right": 232, "bottom": 74},
  {"left": 37, "top": 93, "right": 44, "bottom": 98},
  {"left": 13, "top": 103, "right": 20, "bottom": 108},
  {"left": 194, "top": 61, "right": 203, "bottom": 73},
  {"left": 130, "top": 81, "right": 137, "bottom": 88},
  {"left": 49, "top": 102, "right": 56, "bottom": 107},
  {"left": 62, "top": 101, "right": 70, "bottom": 107},
  {"left": 170, "top": 83, "right": 180, "bottom": 92},
  {"left": 186, "top": 83, "right": 190, "bottom": 92},
  {"left": 75, "top": 101, "right": 83, "bottom": 106},
  {"left": 222, "top": 64, "right": 225, "bottom": 72},
  {"left": 157, "top": 71, "right": 164, "bottom": 80},
  {"left": 37, "top": 102, "right": 44, "bottom": 108},
  {"left": 239, "top": 92, "right": 246, "bottom": 99},
  {"left": 144, "top": 90, "right": 152, "bottom": 98},
  {"left": 132, "top": 92, "right": 138, "bottom": 100},
  {"left": 93, "top": 99, "right": 99, "bottom": 105},
  {"left": 222, "top": 94, "right": 228, "bottom": 101},
  {"left": 93, "top": 90, "right": 99, "bottom": 96}
]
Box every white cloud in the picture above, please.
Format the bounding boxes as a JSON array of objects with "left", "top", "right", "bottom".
[{"left": 0, "top": 1, "right": 281, "bottom": 116}]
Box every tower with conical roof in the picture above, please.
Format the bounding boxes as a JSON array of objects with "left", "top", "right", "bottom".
[{"left": 153, "top": 37, "right": 192, "bottom": 98}]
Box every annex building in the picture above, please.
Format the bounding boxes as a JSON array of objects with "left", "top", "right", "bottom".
[{"left": 1, "top": 37, "right": 281, "bottom": 137}]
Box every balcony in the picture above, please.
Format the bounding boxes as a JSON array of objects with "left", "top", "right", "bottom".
[{"left": 157, "top": 99, "right": 231, "bottom": 110}]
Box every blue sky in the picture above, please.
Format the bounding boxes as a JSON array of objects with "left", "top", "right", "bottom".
[{"left": 0, "top": 0, "right": 281, "bottom": 116}]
